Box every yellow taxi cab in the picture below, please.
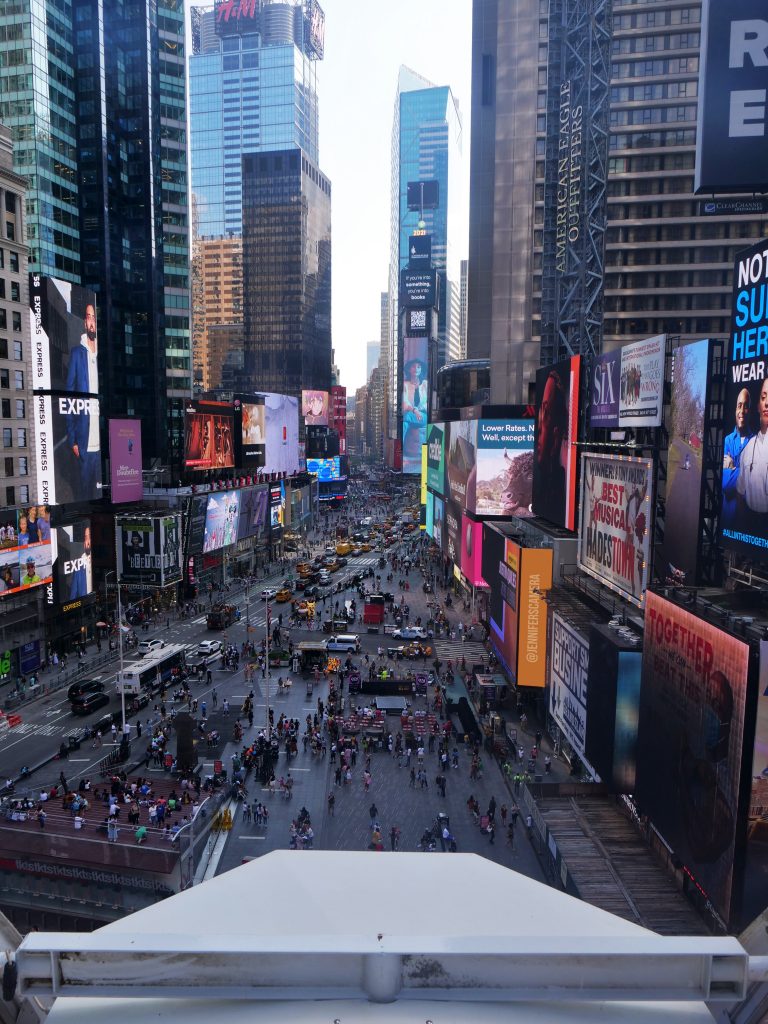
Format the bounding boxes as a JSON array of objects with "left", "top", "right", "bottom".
[
  {"left": 275, "top": 588, "right": 292, "bottom": 603},
  {"left": 326, "top": 560, "right": 340, "bottom": 573},
  {"left": 360, "top": 543, "right": 372, "bottom": 553}
]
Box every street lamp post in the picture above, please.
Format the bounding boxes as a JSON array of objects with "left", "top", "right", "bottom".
[{"left": 114, "top": 522, "right": 127, "bottom": 742}]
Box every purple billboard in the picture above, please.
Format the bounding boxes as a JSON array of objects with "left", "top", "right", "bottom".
[
  {"left": 108, "top": 419, "right": 143, "bottom": 504},
  {"left": 590, "top": 351, "right": 620, "bottom": 428}
]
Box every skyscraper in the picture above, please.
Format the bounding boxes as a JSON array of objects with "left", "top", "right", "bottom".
[
  {"left": 242, "top": 148, "right": 331, "bottom": 395},
  {"left": 459, "top": 258, "right": 468, "bottom": 359},
  {"left": 366, "top": 341, "right": 380, "bottom": 381},
  {"left": 189, "top": 1, "right": 324, "bottom": 392},
  {"left": 0, "top": 0, "right": 191, "bottom": 463},
  {"left": 387, "top": 68, "right": 464, "bottom": 445}
]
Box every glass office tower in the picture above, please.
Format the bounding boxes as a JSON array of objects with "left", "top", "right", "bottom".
[
  {"left": 0, "top": 0, "right": 191, "bottom": 464},
  {"left": 189, "top": 2, "right": 322, "bottom": 391},
  {"left": 387, "top": 68, "right": 464, "bottom": 444}
]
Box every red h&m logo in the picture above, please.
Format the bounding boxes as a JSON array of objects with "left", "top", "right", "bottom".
[{"left": 216, "top": 0, "right": 258, "bottom": 25}]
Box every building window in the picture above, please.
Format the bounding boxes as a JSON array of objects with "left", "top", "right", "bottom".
[
  {"left": 15, "top": 399, "right": 24, "bottom": 418},
  {"left": 11, "top": 340, "right": 20, "bottom": 360},
  {"left": 0, "top": 310, "right": 7, "bottom": 330},
  {"left": 1, "top": 399, "right": 9, "bottom": 418},
  {"left": 4, "top": 457, "right": 12, "bottom": 476},
  {"left": 9, "top": 252, "right": 18, "bottom": 273},
  {"left": 5, "top": 222, "right": 14, "bottom": 242},
  {"left": 12, "top": 311, "right": 21, "bottom": 332},
  {"left": 0, "top": 339, "right": 6, "bottom": 359},
  {"left": 13, "top": 370, "right": 23, "bottom": 389},
  {"left": 16, "top": 427, "right": 25, "bottom": 448},
  {"left": 10, "top": 282, "right": 19, "bottom": 301},
  {"left": 5, "top": 486, "right": 14, "bottom": 506},
  {"left": 2, "top": 427, "right": 11, "bottom": 447},
  {"left": 18, "top": 485, "right": 28, "bottom": 503},
  {"left": 17, "top": 456, "right": 27, "bottom": 476}
]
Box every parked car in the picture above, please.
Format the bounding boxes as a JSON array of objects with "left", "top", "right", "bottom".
[
  {"left": 70, "top": 691, "right": 111, "bottom": 716},
  {"left": 67, "top": 679, "right": 105, "bottom": 702},
  {"left": 392, "top": 626, "right": 428, "bottom": 641},
  {"left": 138, "top": 638, "right": 166, "bottom": 655}
]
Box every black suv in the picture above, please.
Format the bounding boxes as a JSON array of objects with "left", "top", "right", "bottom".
[
  {"left": 70, "top": 691, "right": 110, "bottom": 716},
  {"left": 67, "top": 679, "right": 105, "bottom": 702}
]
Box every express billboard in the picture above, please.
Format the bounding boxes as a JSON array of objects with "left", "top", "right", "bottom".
[
  {"left": 426, "top": 422, "right": 445, "bottom": 494},
  {"left": 474, "top": 417, "right": 534, "bottom": 517},
  {"left": 117, "top": 515, "right": 182, "bottom": 586},
  {"left": 636, "top": 593, "right": 750, "bottom": 925},
  {"left": 402, "top": 336, "right": 429, "bottom": 475},
  {"left": 29, "top": 274, "right": 99, "bottom": 395},
  {"left": 589, "top": 336, "right": 665, "bottom": 429},
  {"left": 257, "top": 392, "right": 300, "bottom": 475},
  {"left": 301, "top": 390, "right": 329, "bottom": 426},
  {"left": 657, "top": 340, "right": 711, "bottom": 586},
  {"left": 0, "top": 505, "right": 52, "bottom": 597},
  {"left": 183, "top": 400, "right": 234, "bottom": 471},
  {"left": 234, "top": 396, "right": 266, "bottom": 468},
  {"left": 202, "top": 492, "right": 239, "bottom": 553},
  {"left": 52, "top": 520, "right": 93, "bottom": 605},
  {"left": 721, "top": 240, "right": 768, "bottom": 560},
  {"left": 445, "top": 418, "right": 478, "bottom": 509},
  {"left": 549, "top": 614, "right": 590, "bottom": 766},
  {"left": 695, "top": 0, "right": 768, "bottom": 193},
  {"left": 532, "top": 356, "right": 580, "bottom": 530},
  {"left": 578, "top": 454, "right": 653, "bottom": 608},
  {"left": 108, "top": 419, "right": 143, "bottom": 504},
  {"left": 306, "top": 456, "right": 341, "bottom": 481},
  {"left": 34, "top": 392, "right": 103, "bottom": 505}
]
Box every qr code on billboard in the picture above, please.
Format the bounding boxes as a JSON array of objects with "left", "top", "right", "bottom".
[{"left": 410, "top": 310, "right": 427, "bottom": 330}]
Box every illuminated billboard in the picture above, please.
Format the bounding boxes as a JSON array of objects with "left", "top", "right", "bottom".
[
  {"left": 183, "top": 400, "right": 234, "bottom": 471},
  {"left": 432, "top": 495, "right": 444, "bottom": 550},
  {"left": 445, "top": 419, "right": 477, "bottom": 509},
  {"left": 425, "top": 491, "right": 434, "bottom": 538},
  {"left": 474, "top": 417, "right": 534, "bottom": 517},
  {"left": 578, "top": 454, "right": 653, "bottom": 608},
  {"left": 258, "top": 392, "right": 300, "bottom": 475},
  {"left": 549, "top": 614, "right": 591, "bottom": 769},
  {"left": 33, "top": 393, "right": 103, "bottom": 505},
  {"left": 426, "top": 422, "right": 445, "bottom": 494},
  {"left": 589, "top": 336, "right": 665, "bottom": 429},
  {"left": 237, "top": 486, "right": 268, "bottom": 540},
  {"left": 301, "top": 390, "right": 329, "bottom": 426},
  {"left": 445, "top": 500, "right": 461, "bottom": 565},
  {"left": 108, "top": 418, "right": 143, "bottom": 504},
  {"left": 657, "top": 340, "right": 711, "bottom": 585},
  {"left": 401, "top": 336, "right": 429, "bottom": 475},
  {"left": 202, "top": 492, "right": 239, "bottom": 553},
  {"left": 420, "top": 444, "right": 427, "bottom": 509},
  {"left": 307, "top": 0, "right": 325, "bottom": 58},
  {"left": 721, "top": 240, "right": 768, "bottom": 561},
  {"left": 234, "top": 396, "right": 266, "bottom": 468},
  {"left": 460, "top": 514, "right": 485, "bottom": 587},
  {"left": 29, "top": 274, "right": 99, "bottom": 395},
  {"left": 117, "top": 515, "right": 182, "bottom": 586},
  {"left": 636, "top": 592, "right": 750, "bottom": 925},
  {"left": 329, "top": 385, "right": 347, "bottom": 455},
  {"left": 532, "top": 356, "right": 580, "bottom": 530},
  {"left": 215, "top": 0, "right": 259, "bottom": 34},
  {"left": 585, "top": 625, "right": 642, "bottom": 792},
  {"left": 0, "top": 506, "right": 52, "bottom": 598},
  {"left": 52, "top": 520, "right": 93, "bottom": 605},
  {"left": 306, "top": 456, "right": 341, "bottom": 481}
]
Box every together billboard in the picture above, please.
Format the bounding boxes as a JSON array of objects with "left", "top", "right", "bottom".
[
  {"left": 637, "top": 593, "right": 750, "bottom": 925},
  {"left": 401, "top": 337, "right": 429, "bottom": 475},
  {"left": 578, "top": 454, "right": 653, "bottom": 608},
  {"left": 474, "top": 416, "right": 534, "bottom": 518},
  {"left": 532, "top": 356, "right": 581, "bottom": 529},
  {"left": 183, "top": 400, "right": 234, "bottom": 471},
  {"left": 0, "top": 506, "right": 52, "bottom": 597},
  {"left": 590, "top": 336, "right": 665, "bottom": 429},
  {"left": 721, "top": 240, "right": 768, "bottom": 561}
]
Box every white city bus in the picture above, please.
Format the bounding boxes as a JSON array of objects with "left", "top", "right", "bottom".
[{"left": 116, "top": 644, "right": 187, "bottom": 696}]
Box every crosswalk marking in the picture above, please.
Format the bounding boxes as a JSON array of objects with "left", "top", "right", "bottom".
[{"left": 430, "top": 640, "right": 489, "bottom": 665}]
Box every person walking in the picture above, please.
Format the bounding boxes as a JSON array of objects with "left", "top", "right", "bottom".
[
  {"left": 487, "top": 795, "right": 497, "bottom": 823},
  {"left": 327, "top": 791, "right": 335, "bottom": 816},
  {"left": 369, "top": 801, "right": 378, "bottom": 828},
  {"left": 389, "top": 825, "right": 400, "bottom": 851},
  {"left": 212, "top": 688, "right": 218, "bottom": 709}
]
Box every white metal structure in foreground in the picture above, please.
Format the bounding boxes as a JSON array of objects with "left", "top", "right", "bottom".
[{"left": 13, "top": 852, "right": 768, "bottom": 1023}]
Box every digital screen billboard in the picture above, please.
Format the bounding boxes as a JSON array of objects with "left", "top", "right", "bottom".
[
  {"left": 657, "top": 340, "right": 711, "bottom": 585},
  {"left": 108, "top": 418, "right": 143, "bottom": 504},
  {"left": 445, "top": 418, "right": 478, "bottom": 509},
  {"left": 445, "top": 499, "right": 461, "bottom": 565},
  {"left": 301, "top": 390, "right": 329, "bottom": 426},
  {"left": 745, "top": 642, "right": 768, "bottom": 924},
  {"left": 237, "top": 486, "right": 268, "bottom": 541},
  {"left": 425, "top": 491, "right": 434, "bottom": 538},
  {"left": 307, "top": 0, "right": 325, "bottom": 58},
  {"left": 257, "top": 392, "right": 300, "bottom": 475},
  {"left": 215, "top": 0, "right": 258, "bottom": 34},
  {"left": 117, "top": 515, "right": 182, "bottom": 586},
  {"left": 585, "top": 625, "right": 642, "bottom": 791},
  {"left": 721, "top": 240, "right": 768, "bottom": 561},
  {"left": 0, "top": 506, "right": 52, "bottom": 597},
  {"left": 401, "top": 269, "right": 437, "bottom": 308},
  {"left": 53, "top": 520, "right": 93, "bottom": 605},
  {"left": 532, "top": 356, "right": 580, "bottom": 530},
  {"left": 636, "top": 593, "right": 750, "bottom": 925},
  {"left": 183, "top": 400, "right": 234, "bottom": 471},
  {"left": 432, "top": 495, "right": 444, "bottom": 550},
  {"left": 578, "top": 454, "right": 653, "bottom": 608},
  {"left": 474, "top": 417, "right": 534, "bottom": 517},
  {"left": 306, "top": 456, "right": 341, "bottom": 481},
  {"left": 269, "top": 483, "right": 285, "bottom": 529},
  {"left": 29, "top": 274, "right": 99, "bottom": 395},
  {"left": 234, "top": 396, "right": 266, "bottom": 468},
  {"left": 460, "top": 514, "right": 485, "bottom": 586},
  {"left": 329, "top": 385, "right": 347, "bottom": 455},
  {"left": 186, "top": 495, "right": 208, "bottom": 556},
  {"left": 426, "top": 422, "right": 445, "bottom": 495},
  {"left": 589, "top": 337, "right": 665, "bottom": 429},
  {"left": 402, "top": 336, "right": 429, "bottom": 475},
  {"left": 420, "top": 444, "right": 427, "bottom": 510},
  {"left": 549, "top": 614, "right": 591, "bottom": 769},
  {"left": 33, "top": 393, "right": 103, "bottom": 505},
  {"left": 202, "top": 492, "right": 239, "bottom": 553}
]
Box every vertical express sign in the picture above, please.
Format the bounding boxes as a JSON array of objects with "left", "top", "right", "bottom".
[{"left": 722, "top": 238, "right": 768, "bottom": 559}]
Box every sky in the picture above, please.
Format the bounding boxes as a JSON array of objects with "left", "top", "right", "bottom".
[{"left": 317, "top": 0, "right": 472, "bottom": 394}]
